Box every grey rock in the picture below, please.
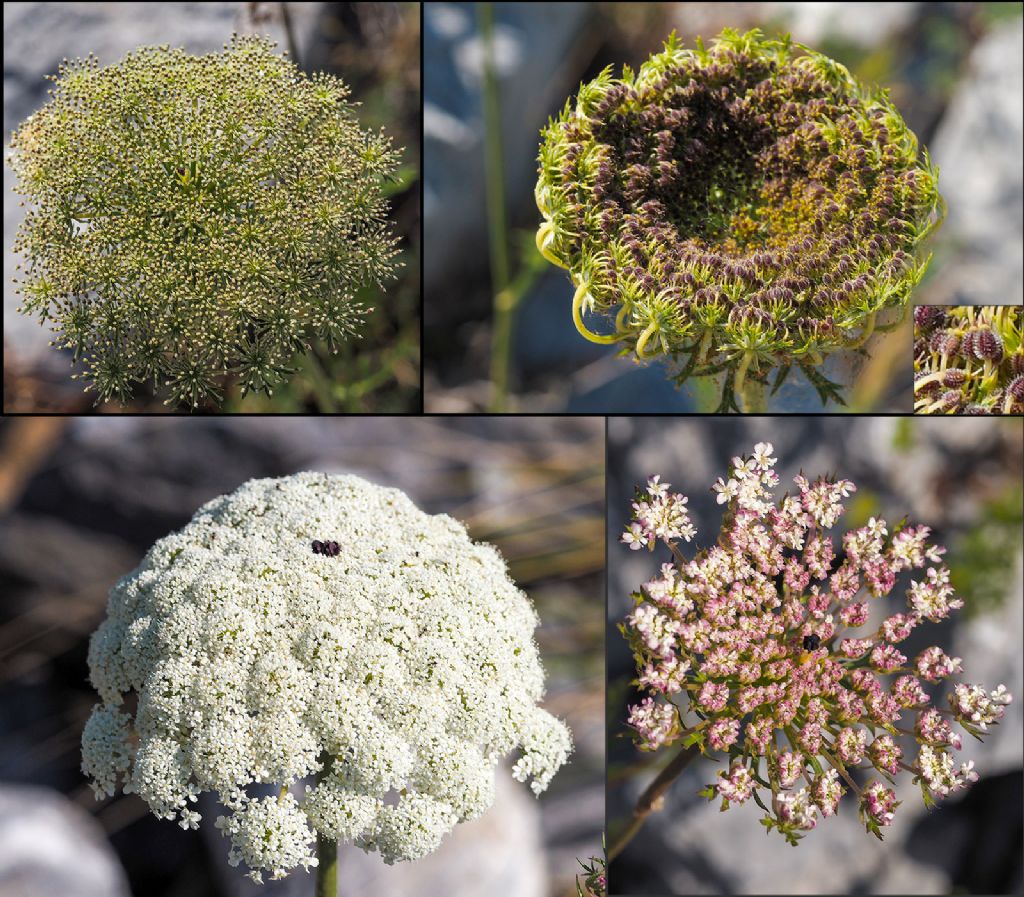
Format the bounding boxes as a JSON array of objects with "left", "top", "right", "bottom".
[
  {"left": 653, "top": 777, "right": 947, "bottom": 895},
  {"left": 928, "top": 22, "right": 1024, "bottom": 305},
  {"left": 763, "top": 2, "right": 920, "bottom": 47},
  {"left": 539, "top": 782, "right": 605, "bottom": 894},
  {"left": 0, "top": 784, "right": 131, "bottom": 897},
  {"left": 338, "top": 773, "right": 546, "bottom": 897},
  {"left": 203, "top": 772, "right": 546, "bottom": 897},
  {"left": 954, "top": 550, "right": 1024, "bottom": 775}
]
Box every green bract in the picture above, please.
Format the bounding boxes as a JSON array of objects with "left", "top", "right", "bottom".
[
  {"left": 535, "top": 29, "right": 944, "bottom": 410},
  {"left": 8, "top": 35, "right": 400, "bottom": 408}
]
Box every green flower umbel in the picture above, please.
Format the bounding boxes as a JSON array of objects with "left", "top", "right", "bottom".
[
  {"left": 8, "top": 35, "right": 400, "bottom": 408},
  {"left": 536, "top": 29, "right": 944, "bottom": 411}
]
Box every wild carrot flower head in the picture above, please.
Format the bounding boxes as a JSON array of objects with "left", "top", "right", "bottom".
[
  {"left": 8, "top": 35, "right": 400, "bottom": 408},
  {"left": 537, "top": 29, "right": 944, "bottom": 409},
  {"left": 620, "top": 444, "right": 1010, "bottom": 843},
  {"left": 914, "top": 305, "right": 1024, "bottom": 414},
  {"left": 82, "top": 473, "right": 570, "bottom": 880}
]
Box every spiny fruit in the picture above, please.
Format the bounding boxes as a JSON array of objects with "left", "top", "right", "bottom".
[{"left": 914, "top": 305, "right": 1023, "bottom": 414}]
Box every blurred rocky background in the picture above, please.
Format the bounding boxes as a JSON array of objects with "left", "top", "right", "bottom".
[
  {"left": 0, "top": 416, "right": 604, "bottom": 897},
  {"left": 606, "top": 416, "right": 1024, "bottom": 895},
  {"left": 423, "top": 1, "right": 1024, "bottom": 413},
  {"left": 3, "top": 2, "right": 420, "bottom": 413}
]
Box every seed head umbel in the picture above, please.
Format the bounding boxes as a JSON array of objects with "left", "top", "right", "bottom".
[{"left": 537, "top": 29, "right": 944, "bottom": 410}]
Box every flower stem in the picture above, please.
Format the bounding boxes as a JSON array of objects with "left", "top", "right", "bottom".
[
  {"left": 740, "top": 376, "right": 767, "bottom": 413},
  {"left": 666, "top": 540, "right": 687, "bottom": 565},
  {"left": 734, "top": 351, "right": 752, "bottom": 396},
  {"left": 315, "top": 832, "right": 338, "bottom": 897},
  {"left": 480, "top": 2, "right": 513, "bottom": 412},
  {"left": 572, "top": 281, "right": 619, "bottom": 344},
  {"left": 847, "top": 310, "right": 877, "bottom": 349},
  {"left": 279, "top": 2, "right": 300, "bottom": 69},
  {"left": 489, "top": 286, "right": 517, "bottom": 410},
  {"left": 607, "top": 742, "right": 701, "bottom": 862},
  {"left": 733, "top": 351, "right": 768, "bottom": 412},
  {"left": 635, "top": 322, "right": 659, "bottom": 358},
  {"left": 819, "top": 745, "right": 862, "bottom": 797},
  {"left": 690, "top": 375, "right": 719, "bottom": 411}
]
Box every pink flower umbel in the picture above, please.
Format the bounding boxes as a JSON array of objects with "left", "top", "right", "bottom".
[{"left": 622, "top": 444, "right": 1013, "bottom": 845}]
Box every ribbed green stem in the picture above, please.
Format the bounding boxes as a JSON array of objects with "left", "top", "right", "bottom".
[
  {"left": 316, "top": 833, "right": 337, "bottom": 897},
  {"left": 313, "top": 754, "right": 337, "bottom": 896},
  {"left": 740, "top": 376, "right": 767, "bottom": 413}
]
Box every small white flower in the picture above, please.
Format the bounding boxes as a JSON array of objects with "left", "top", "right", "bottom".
[
  {"left": 713, "top": 477, "right": 738, "bottom": 504},
  {"left": 866, "top": 517, "right": 887, "bottom": 537},
  {"left": 752, "top": 442, "right": 775, "bottom": 469},
  {"left": 621, "top": 521, "right": 649, "bottom": 550},
  {"left": 646, "top": 474, "right": 670, "bottom": 498}
]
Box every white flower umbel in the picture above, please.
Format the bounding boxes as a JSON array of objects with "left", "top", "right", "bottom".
[{"left": 82, "top": 473, "right": 572, "bottom": 883}]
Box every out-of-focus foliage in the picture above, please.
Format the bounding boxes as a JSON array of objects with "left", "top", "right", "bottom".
[{"left": 949, "top": 484, "right": 1024, "bottom": 619}]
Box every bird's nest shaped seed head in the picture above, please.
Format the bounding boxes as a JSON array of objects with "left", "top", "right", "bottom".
[{"left": 536, "top": 28, "right": 944, "bottom": 399}]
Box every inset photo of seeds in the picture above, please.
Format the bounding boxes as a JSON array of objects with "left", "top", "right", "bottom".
[
  {"left": 607, "top": 416, "right": 1023, "bottom": 895},
  {"left": 423, "top": 2, "right": 1021, "bottom": 414},
  {"left": 0, "top": 416, "right": 604, "bottom": 897},
  {"left": 914, "top": 306, "right": 1024, "bottom": 415},
  {"left": 4, "top": 3, "right": 421, "bottom": 413}
]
